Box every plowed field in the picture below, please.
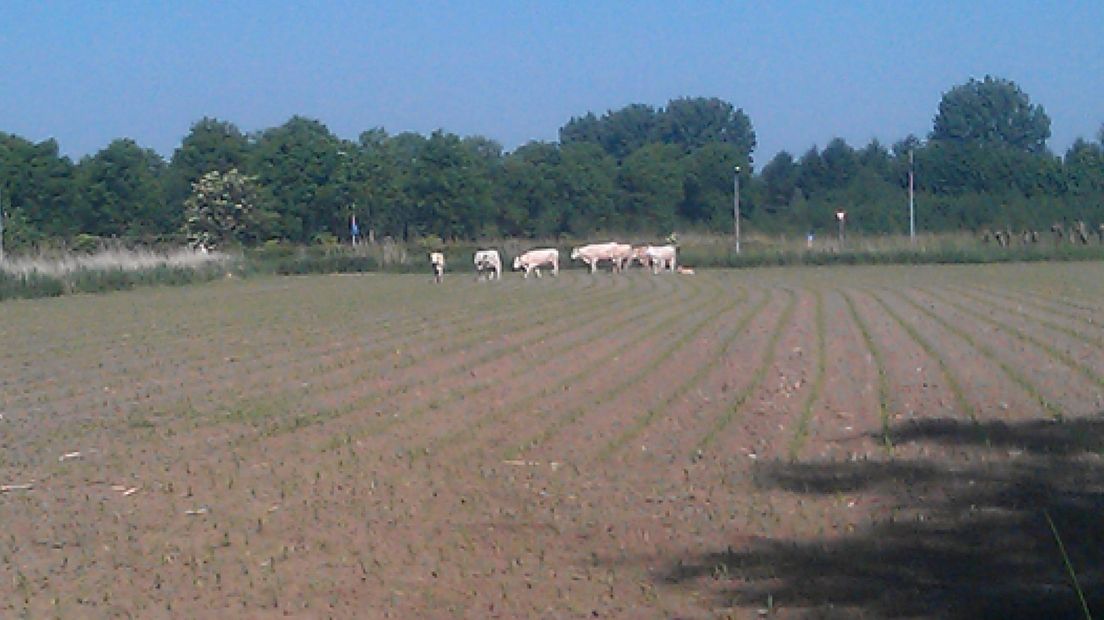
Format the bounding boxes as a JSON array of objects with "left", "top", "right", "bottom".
[{"left": 2, "top": 263, "right": 1103, "bottom": 618}]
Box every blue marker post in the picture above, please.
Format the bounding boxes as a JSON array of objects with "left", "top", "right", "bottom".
[{"left": 350, "top": 215, "right": 360, "bottom": 246}]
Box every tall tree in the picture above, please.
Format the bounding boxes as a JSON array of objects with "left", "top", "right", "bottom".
[
  {"left": 761, "top": 150, "right": 799, "bottom": 213},
  {"left": 680, "top": 142, "right": 745, "bottom": 225},
  {"left": 404, "top": 131, "right": 494, "bottom": 239},
  {"left": 72, "top": 139, "right": 169, "bottom": 237},
  {"left": 0, "top": 133, "right": 76, "bottom": 237},
  {"left": 618, "top": 143, "right": 685, "bottom": 233},
  {"left": 250, "top": 116, "right": 343, "bottom": 242},
  {"left": 558, "top": 112, "right": 603, "bottom": 146},
  {"left": 167, "top": 118, "right": 250, "bottom": 214},
  {"left": 655, "top": 97, "right": 757, "bottom": 158},
  {"left": 1065, "top": 138, "right": 1104, "bottom": 195},
  {"left": 559, "top": 104, "right": 659, "bottom": 160},
  {"left": 931, "top": 76, "right": 1051, "bottom": 155},
  {"left": 498, "top": 142, "right": 563, "bottom": 237},
  {"left": 557, "top": 142, "right": 619, "bottom": 235},
  {"left": 821, "top": 138, "right": 859, "bottom": 190}
]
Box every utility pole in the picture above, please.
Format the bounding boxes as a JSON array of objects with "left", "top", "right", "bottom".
[
  {"left": 908, "top": 149, "right": 915, "bottom": 242},
  {"left": 0, "top": 186, "right": 5, "bottom": 263},
  {"left": 733, "top": 165, "right": 741, "bottom": 254}
]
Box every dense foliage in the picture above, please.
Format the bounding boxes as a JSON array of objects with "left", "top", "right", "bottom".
[{"left": 1, "top": 82, "right": 1102, "bottom": 252}]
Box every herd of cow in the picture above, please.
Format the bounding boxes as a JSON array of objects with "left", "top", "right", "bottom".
[
  {"left": 428, "top": 242, "right": 687, "bottom": 283},
  {"left": 982, "top": 220, "right": 1104, "bottom": 247}
]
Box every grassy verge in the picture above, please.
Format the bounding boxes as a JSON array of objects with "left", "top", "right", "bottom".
[
  {"left": 5, "top": 232, "right": 1104, "bottom": 301},
  {"left": 1, "top": 250, "right": 235, "bottom": 301}
]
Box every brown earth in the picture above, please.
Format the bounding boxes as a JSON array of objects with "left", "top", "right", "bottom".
[{"left": 2, "top": 263, "right": 1103, "bottom": 618}]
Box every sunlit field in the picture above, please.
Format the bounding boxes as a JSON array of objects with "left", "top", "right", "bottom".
[{"left": 2, "top": 263, "right": 1102, "bottom": 617}]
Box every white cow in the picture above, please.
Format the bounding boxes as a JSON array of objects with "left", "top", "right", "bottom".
[
  {"left": 570, "top": 242, "right": 619, "bottom": 273},
  {"left": 630, "top": 245, "right": 653, "bottom": 268},
  {"left": 473, "top": 249, "right": 502, "bottom": 280},
  {"left": 512, "top": 248, "right": 559, "bottom": 278},
  {"left": 429, "top": 252, "right": 445, "bottom": 283},
  {"left": 645, "top": 244, "right": 677, "bottom": 274},
  {"left": 610, "top": 243, "right": 633, "bottom": 272}
]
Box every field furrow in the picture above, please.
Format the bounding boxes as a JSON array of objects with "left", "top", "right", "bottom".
[{"left": 4, "top": 263, "right": 1104, "bottom": 619}]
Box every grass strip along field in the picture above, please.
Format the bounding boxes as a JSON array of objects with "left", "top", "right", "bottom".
[{"left": 3, "top": 263, "right": 1104, "bottom": 619}]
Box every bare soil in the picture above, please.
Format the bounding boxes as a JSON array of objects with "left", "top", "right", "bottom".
[{"left": 2, "top": 264, "right": 1103, "bottom": 618}]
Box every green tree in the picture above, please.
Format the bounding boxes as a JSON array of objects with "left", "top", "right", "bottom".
[
  {"left": 558, "top": 112, "right": 603, "bottom": 146},
  {"left": 931, "top": 76, "right": 1051, "bottom": 154},
  {"left": 340, "top": 128, "right": 401, "bottom": 242},
  {"left": 655, "top": 97, "right": 757, "bottom": 157},
  {"left": 0, "top": 133, "right": 76, "bottom": 237},
  {"left": 558, "top": 142, "right": 619, "bottom": 235},
  {"left": 72, "top": 139, "right": 169, "bottom": 237},
  {"left": 182, "top": 168, "right": 275, "bottom": 248},
  {"left": 796, "top": 145, "right": 828, "bottom": 196},
  {"left": 167, "top": 118, "right": 250, "bottom": 218},
  {"left": 498, "top": 141, "right": 563, "bottom": 237},
  {"left": 761, "top": 150, "right": 798, "bottom": 214},
  {"left": 250, "top": 116, "right": 344, "bottom": 242},
  {"left": 680, "top": 142, "right": 745, "bottom": 226},
  {"left": 821, "top": 138, "right": 859, "bottom": 190},
  {"left": 1065, "top": 138, "right": 1104, "bottom": 195},
  {"left": 618, "top": 143, "right": 685, "bottom": 233},
  {"left": 404, "top": 131, "right": 494, "bottom": 239},
  {"left": 560, "top": 103, "right": 659, "bottom": 160}
]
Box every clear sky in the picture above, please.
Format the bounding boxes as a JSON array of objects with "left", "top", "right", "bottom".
[{"left": 2, "top": 1, "right": 1101, "bottom": 165}]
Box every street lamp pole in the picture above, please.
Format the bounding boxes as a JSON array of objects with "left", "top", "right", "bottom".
[
  {"left": 908, "top": 148, "right": 915, "bottom": 243},
  {"left": 734, "top": 165, "right": 741, "bottom": 254},
  {"left": 0, "top": 186, "right": 5, "bottom": 263}
]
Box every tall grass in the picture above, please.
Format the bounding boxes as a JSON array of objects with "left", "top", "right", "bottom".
[
  {"left": 5, "top": 231, "right": 1103, "bottom": 301},
  {"left": 676, "top": 231, "right": 1104, "bottom": 268},
  {"left": 248, "top": 230, "right": 1104, "bottom": 278},
  {"left": 0, "top": 248, "right": 234, "bottom": 301}
]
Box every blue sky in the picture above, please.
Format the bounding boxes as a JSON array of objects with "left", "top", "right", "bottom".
[{"left": 2, "top": 1, "right": 1101, "bottom": 164}]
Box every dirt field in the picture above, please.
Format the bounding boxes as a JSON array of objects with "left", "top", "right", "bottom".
[{"left": 2, "top": 263, "right": 1103, "bottom": 618}]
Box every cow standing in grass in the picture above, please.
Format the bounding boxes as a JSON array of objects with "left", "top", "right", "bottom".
[
  {"left": 570, "top": 242, "right": 619, "bottom": 273},
  {"left": 1051, "top": 223, "right": 1065, "bottom": 245},
  {"left": 610, "top": 243, "right": 633, "bottom": 272},
  {"left": 645, "top": 244, "right": 677, "bottom": 274},
  {"left": 473, "top": 249, "right": 502, "bottom": 281},
  {"left": 630, "top": 244, "right": 677, "bottom": 273},
  {"left": 429, "top": 252, "right": 445, "bottom": 284},
  {"left": 1074, "top": 220, "right": 1090, "bottom": 244},
  {"left": 512, "top": 248, "right": 559, "bottom": 278}
]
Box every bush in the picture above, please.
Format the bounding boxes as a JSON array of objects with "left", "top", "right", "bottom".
[{"left": 70, "top": 234, "right": 104, "bottom": 254}]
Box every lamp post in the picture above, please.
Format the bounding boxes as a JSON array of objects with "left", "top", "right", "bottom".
[
  {"left": 734, "top": 165, "right": 741, "bottom": 254},
  {"left": 908, "top": 148, "right": 915, "bottom": 243},
  {"left": 0, "top": 186, "right": 5, "bottom": 263}
]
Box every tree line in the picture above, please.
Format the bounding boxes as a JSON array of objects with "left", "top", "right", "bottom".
[{"left": 1, "top": 77, "right": 1102, "bottom": 251}]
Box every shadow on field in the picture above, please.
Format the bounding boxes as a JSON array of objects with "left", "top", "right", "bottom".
[{"left": 660, "top": 416, "right": 1104, "bottom": 619}]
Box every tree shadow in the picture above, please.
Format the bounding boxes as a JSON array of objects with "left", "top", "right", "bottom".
[{"left": 658, "top": 416, "right": 1104, "bottom": 618}]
